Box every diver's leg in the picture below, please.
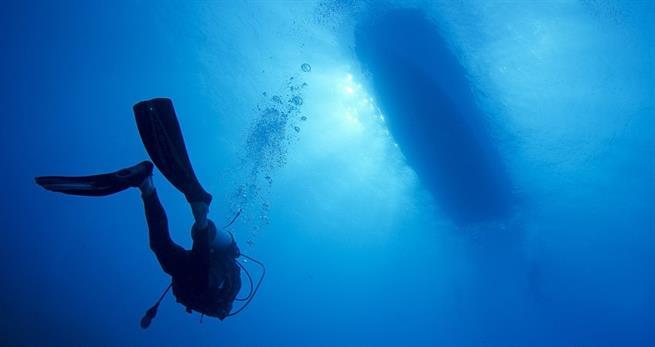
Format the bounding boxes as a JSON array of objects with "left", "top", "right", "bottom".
[
  {"left": 140, "top": 178, "right": 186, "bottom": 276},
  {"left": 189, "top": 202, "right": 231, "bottom": 249},
  {"left": 190, "top": 201, "right": 209, "bottom": 229},
  {"left": 190, "top": 201, "right": 214, "bottom": 249}
]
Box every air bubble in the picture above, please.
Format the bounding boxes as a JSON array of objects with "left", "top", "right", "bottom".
[{"left": 291, "top": 96, "right": 303, "bottom": 106}]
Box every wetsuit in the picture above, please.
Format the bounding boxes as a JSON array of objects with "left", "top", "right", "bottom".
[{"left": 142, "top": 191, "right": 241, "bottom": 319}]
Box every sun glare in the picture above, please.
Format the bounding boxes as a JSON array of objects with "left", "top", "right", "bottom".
[{"left": 332, "top": 72, "right": 387, "bottom": 136}]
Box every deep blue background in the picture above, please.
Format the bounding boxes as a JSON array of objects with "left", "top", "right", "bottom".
[{"left": 2, "top": 1, "right": 654, "bottom": 346}]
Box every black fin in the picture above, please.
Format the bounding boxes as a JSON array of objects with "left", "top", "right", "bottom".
[
  {"left": 35, "top": 161, "right": 153, "bottom": 197},
  {"left": 133, "top": 98, "right": 212, "bottom": 205}
]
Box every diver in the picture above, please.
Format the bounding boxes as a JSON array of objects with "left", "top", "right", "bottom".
[{"left": 35, "top": 98, "right": 262, "bottom": 328}]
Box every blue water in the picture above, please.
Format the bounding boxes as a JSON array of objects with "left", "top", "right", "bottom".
[{"left": 2, "top": 1, "right": 654, "bottom": 346}]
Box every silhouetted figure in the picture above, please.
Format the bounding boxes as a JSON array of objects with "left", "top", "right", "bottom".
[{"left": 36, "top": 98, "right": 243, "bottom": 327}]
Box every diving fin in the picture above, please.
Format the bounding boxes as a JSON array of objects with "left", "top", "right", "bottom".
[
  {"left": 133, "top": 98, "right": 212, "bottom": 205},
  {"left": 35, "top": 161, "right": 153, "bottom": 197}
]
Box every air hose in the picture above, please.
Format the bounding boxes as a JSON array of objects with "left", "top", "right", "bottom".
[
  {"left": 228, "top": 253, "right": 266, "bottom": 316},
  {"left": 222, "top": 209, "right": 266, "bottom": 317}
]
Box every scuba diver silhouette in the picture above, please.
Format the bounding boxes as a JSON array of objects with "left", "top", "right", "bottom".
[{"left": 35, "top": 98, "right": 264, "bottom": 328}]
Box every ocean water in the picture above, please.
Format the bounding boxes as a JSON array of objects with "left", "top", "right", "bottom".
[{"left": 2, "top": 1, "right": 654, "bottom": 346}]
